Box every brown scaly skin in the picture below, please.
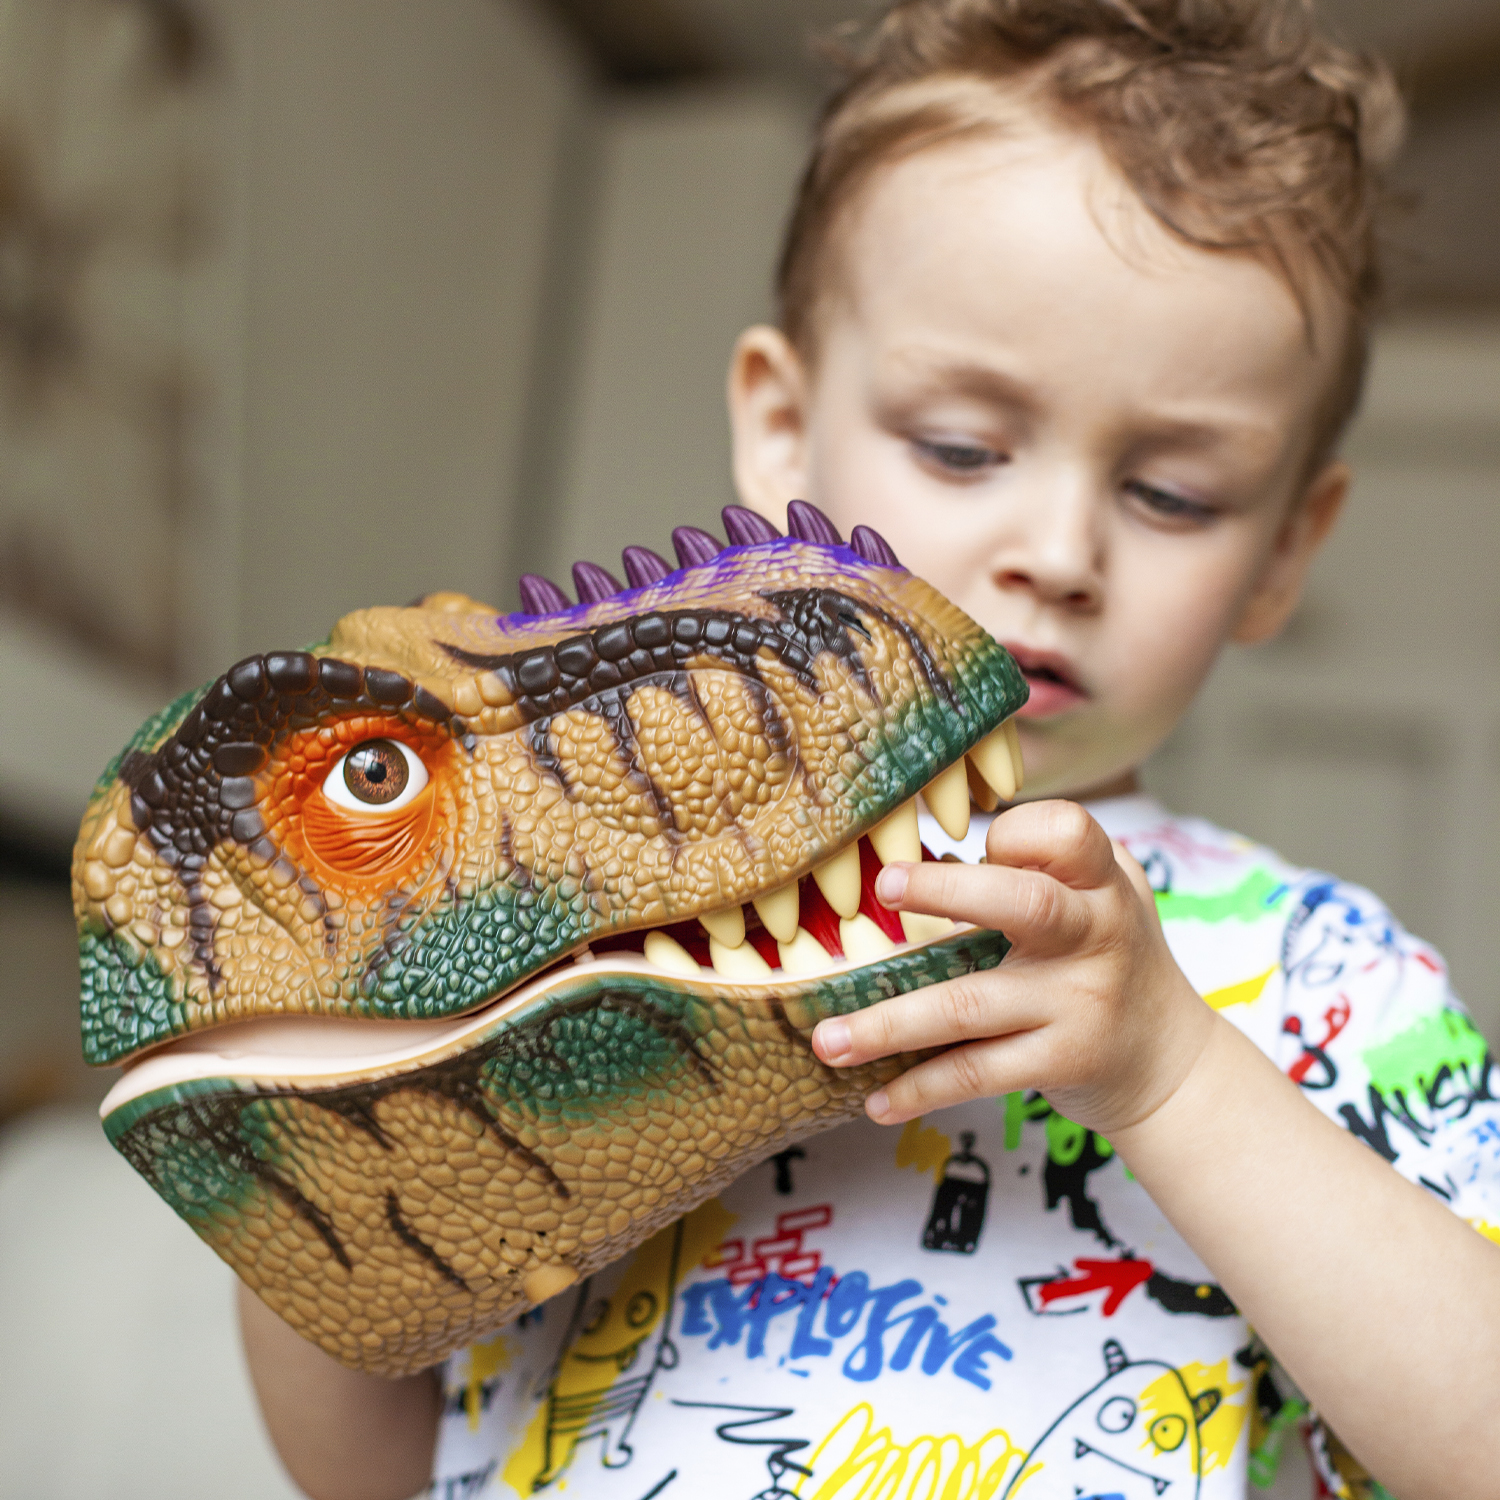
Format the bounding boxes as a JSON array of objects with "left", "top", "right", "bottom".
[{"left": 76, "top": 505, "right": 1028, "bottom": 1375}]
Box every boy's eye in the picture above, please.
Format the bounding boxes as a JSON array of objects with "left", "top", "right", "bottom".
[
  {"left": 912, "top": 437, "right": 1006, "bottom": 476},
  {"left": 1123, "top": 478, "right": 1216, "bottom": 524}
]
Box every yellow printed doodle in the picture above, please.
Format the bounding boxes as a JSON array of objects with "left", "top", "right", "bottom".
[
  {"left": 896, "top": 1118, "right": 952, "bottom": 1180},
  {"left": 1139, "top": 1360, "right": 1246, "bottom": 1475},
  {"left": 464, "top": 1332, "right": 516, "bottom": 1432},
  {"left": 792, "top": 1402, "right": 1027, "bottom": 1500},
  {"left": 502, "top": 1198, "right": 736, "bottom": 1494},
  {"left": 1204, "top": 967, "right": 1277, "bottom": 1011}
]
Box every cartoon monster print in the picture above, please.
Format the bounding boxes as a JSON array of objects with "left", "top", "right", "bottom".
[
  {"left": 1004, "top": 1339, "right": 1222, "bottom": 1500},
  {"left": 528, "top": 1218, "right": 687, "bottom": 1490}
]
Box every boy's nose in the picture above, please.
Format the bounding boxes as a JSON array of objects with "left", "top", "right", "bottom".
[
  {"left": 990, "top": 500, "right": 1104, "bottom": 614},
  {"left": 994, "top": 557, "right": 1101, "bottom": 611}
]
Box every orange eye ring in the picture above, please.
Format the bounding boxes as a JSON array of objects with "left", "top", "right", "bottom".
[{"left": 301, "top": 785, "right": 437, "bottom": 880}]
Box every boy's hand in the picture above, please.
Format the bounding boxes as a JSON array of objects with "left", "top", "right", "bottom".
[{"left": 812, "top": 800, "right": 1218, "bottom": 1136}]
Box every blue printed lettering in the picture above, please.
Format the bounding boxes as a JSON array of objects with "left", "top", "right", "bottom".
[
  {"left": 842, "top": 1279, "right": 923, "bottom": 1383},
  {"left": 789, "top": 1267, "right": 834, "bottom": 1360},
  {"left": 745, "top": 1274, "right": 807, "bottom": 1358},
  {"left": 676, "top": 1263, "right": 1013, "bottom": 1390},
  {"left": 823, "top": 1271, "right": 869, "bottom": 1337},
  {"left": 952, "top": 1332, "right": 1013, "bottom": 1390}
]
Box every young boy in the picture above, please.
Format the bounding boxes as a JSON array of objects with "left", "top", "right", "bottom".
[{"left": 240, "top": 3, "right": 1500, "bottom": 1497}]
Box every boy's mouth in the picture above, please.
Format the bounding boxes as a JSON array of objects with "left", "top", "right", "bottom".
[{"left": 1002, "top": 643, "right": 1086, "bottom": 717}]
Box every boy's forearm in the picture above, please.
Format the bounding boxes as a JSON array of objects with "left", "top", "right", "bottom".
[
  {"left": 237, "top": 1281, "right": 441, "bottom": 1500},
  {"left": 1113, "top": 1015, "right": 1500, "bottom": 1500}
]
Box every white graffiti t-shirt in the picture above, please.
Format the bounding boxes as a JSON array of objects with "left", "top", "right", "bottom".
[{"left": 430, "top": 796, "right": 1500, "bottom": 1500}]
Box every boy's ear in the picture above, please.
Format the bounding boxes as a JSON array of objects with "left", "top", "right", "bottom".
[
  {"left": 728, "top": 325, "right": 811, "bottom": 524},
  {"left": 1233, "top": 461, "right": 1350, "bottom": 646}
]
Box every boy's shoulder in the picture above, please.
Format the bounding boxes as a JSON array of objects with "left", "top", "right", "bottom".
[
  {"left": 1104, "top": 796, "right": 1497, "bottom": 1215},
  {"left": 1095, "top": 793, "right": 1451, "bottom": 1029}
]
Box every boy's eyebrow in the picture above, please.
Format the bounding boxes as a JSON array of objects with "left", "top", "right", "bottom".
[{"left": 884, "top": 351, "right": 1043, "bottom": 414}]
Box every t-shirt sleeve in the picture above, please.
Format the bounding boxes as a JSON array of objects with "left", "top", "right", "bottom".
[
  {"left": 1273, "top": 874, "right": 1500, "bottom": 1234},
  {"left": 1266, "top": 876, "right": 1500, "bottom": 1498}
]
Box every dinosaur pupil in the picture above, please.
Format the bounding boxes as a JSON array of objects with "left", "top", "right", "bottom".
[{"left": 344, "top": 740, "right": 407, "bottom": 804}]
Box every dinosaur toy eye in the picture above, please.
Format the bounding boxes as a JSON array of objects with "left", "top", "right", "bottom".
[{"left": 323, "top": 739, "right": 429, "bottom": 812}]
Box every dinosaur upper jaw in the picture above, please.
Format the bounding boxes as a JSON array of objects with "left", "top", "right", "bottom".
[{"left": 100, "top": 726, "right": 1022, "bottom": 1121}]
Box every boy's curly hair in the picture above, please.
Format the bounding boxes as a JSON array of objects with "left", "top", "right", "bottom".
[{"left": 777, "top": 0, "right": 1406, "bottom": 461}]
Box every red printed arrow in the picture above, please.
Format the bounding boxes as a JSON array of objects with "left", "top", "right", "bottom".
[{"left": 1037, "top": 1257, "right": 1154, "bottom": 1317}]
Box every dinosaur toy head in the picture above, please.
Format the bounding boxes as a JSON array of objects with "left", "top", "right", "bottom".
[{"left": 75, "top": 503, "right": 1027, "bottom": 1374}]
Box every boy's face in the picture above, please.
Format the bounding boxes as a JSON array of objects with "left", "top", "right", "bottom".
[{"left": 730, "top": 121, "right": 1348, "bottom": 801}]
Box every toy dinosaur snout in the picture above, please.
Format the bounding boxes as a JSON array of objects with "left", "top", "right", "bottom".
[{"left": 76, "top": 502, "right": 1028, "bottom": 1374}]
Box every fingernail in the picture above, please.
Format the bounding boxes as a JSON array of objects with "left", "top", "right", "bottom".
[
  {"left": 817, "top": 1018, "right": 851, "bottom": 1063},
  {"left": 875, "top": 865, "right": 908, "bottom": 907},
  {"left": 866, "top": 1090, "right": 890, "bottom": 1121}
]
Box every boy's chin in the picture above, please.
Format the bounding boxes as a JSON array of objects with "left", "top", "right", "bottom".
[{"left": 1009, "top": 728, "right": 1142, "bottom": 805}]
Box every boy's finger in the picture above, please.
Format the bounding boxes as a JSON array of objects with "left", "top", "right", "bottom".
[
  {"left": 876, "top": 858, "right": 1090, "bottom": 949},
  {"left": 1110, "top": 838, "right": 1161, "bottom": 911},
  {"left": 982, "top": 799, "right": 1118, "bottom": 890},
  {"left": 812, "top": 971, "right": 1047, "bottom": 1069},
  {"left": 862, "top": 1033, "right": 1052, "bottom": 1125}
]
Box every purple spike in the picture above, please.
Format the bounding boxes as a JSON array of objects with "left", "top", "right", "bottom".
[
  {"left": 851, "top": 524, "right": 901, "bottom": 567},
  {"left": 518, "top": 573, "right": 570, "bottom": 614},
  {"left": 573, "top": 560, "right": 623, "bottom": 604},
  {"left": 622, "top": 545, "right": 673, "bottom": 588},
  {"left": 672, "top": 526, "right": 724, "bottom": 569},
  {"left": 786, "top": 500, "right": 843, "bottom": 547},
  {"left": 721, "top": 505, "right": 783, "bottom": 547}
]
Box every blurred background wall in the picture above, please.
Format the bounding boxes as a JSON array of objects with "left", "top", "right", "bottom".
[{"left": 0, "top": 1, "right": 1495, "bottom": 1494}]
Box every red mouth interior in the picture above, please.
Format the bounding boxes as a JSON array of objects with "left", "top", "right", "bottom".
[{"left": 590, "top": 835, "right": 940, "bottom": 970}]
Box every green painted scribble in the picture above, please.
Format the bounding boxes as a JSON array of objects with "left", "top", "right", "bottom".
[
  {"left": 1155, "top": 869, "right": 1289, "bottom": 925},
  {"left": 1248, "top": 1398, "right": 1308, "bottom": 1490},
  {"left": 1002, "top": 1091, "right": 1114, "bottom": 1164},
  {"left": 1363, "top": 1009, "right": 1489, "bottom": 1099}
]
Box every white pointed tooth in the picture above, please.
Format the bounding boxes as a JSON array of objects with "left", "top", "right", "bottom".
[
  {"left": 753, "top": 883, "right": 801, "bottom": 944},
  {"left": 968, "top": 724, "right": 1017, "bottom": 802},
  {"left": 778, "top": 927, "right": 832, "bottom": 977},
  {"left": 812, "top": 843, "right": 862, "bottom": 919},
  {"left": 644, "top": 931, "right": 702, "bottom": 976},
  {"left": 839, "top": 913, "right": 897, "bottom": 963},
  {"left": 709, "top": 936, "right": 773, "bottom": 980},
  {"left": 869, "top": 800, "right": 920, "bottom": 867},
  {"left": 699, "top": 906, "right": 745, "bottom": 948},
  {"left": 966, "top": 759, "right": 1000, "bottom": 814},
  {"left": 900, "top": 911, "right": 955, "bottom": 945},
  {"left": 1004, "top": 717, "right": 1025, "bottom": 793},
  {"left": 924, "top": 758, "right": 971, "bottom": 841}
]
